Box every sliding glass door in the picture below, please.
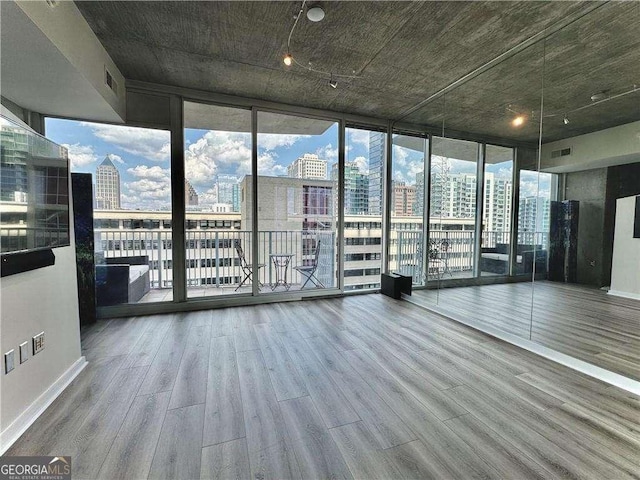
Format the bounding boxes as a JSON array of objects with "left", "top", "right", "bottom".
[
  {"left": 343, "top": 127, "right": 385, "bottom": 291},
  {"left": 428, "top": 137, "right": 480, "bottom": 283},
  {"left": 390, "top": 132, "right": 428, "bottom": 285},
  {"left": 256, "top": 111, "right": 339, "bottom": 295},
  {"left": 183, "top": 101, "right": 252, "bottom": 298}
]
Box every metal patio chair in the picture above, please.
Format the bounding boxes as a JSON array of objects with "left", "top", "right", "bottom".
[
  {"left": 294, "top": 240, "right": 325, "bottom": 289},
  {"left": 234, "top": 240, "right": 264, "bottom": 291}
]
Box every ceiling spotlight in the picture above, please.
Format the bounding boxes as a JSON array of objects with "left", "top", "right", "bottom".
[
  {"left": 283, "top": 53, "right": 293, "bottom": 66},
  {"left": 563, "top": 115, "right": 570, "bottom": 125},
  {"left": 329, "top": 75, "right": 338, "bottom": 89},
  {"left": 512, "top": 115, "right": 525, "bottom": 127},
  {"left": 307, "top": 4, "right": 325, "bottom": 22}
]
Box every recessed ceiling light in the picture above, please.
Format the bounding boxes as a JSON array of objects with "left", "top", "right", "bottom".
[
  {"left": 590, "top": 91, "right": 607, "bottom": 102},
  {"left": 307, "top": 5, "right": 325, "bottom": 22},
  {"left": 283, "top": 53, "right": 293, "bottom": 66},
  {"left": 512, "top": 115, "right": 525, "bottom": 127}
]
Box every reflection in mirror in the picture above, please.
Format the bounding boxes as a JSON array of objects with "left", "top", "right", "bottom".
[
  {"left": 389, "top": 132, "right": 428, "bottom": 286},
  {"left": 533, "top": 1, "right": 640, "bottom": 381},
  {"left": 406, "top": 39, "right": 547, "bottom": 341}
]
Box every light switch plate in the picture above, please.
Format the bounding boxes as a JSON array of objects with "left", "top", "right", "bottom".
[
  {"left": 4, "top": 350, "right": 15, "bottom": 374},
  {"left": 20, "top": 341, "right": 29, "bottom": 364}
]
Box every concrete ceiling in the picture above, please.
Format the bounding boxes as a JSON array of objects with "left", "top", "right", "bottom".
[{"left": 75, "top": 1, "right": 639, "bottom": 144}]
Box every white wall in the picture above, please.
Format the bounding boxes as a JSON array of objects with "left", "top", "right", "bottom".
[
  {"left": 609, "top": 195, "right": 640, "bottom": 300},
  {"left": 541, "top": 120, "right": 640, "bottom": 173},
  {"left": 0, "top": 180, "right": 84, "bottom": 452},
  {"left": 1, "top": 1, "right": 125, "bottom": 123}
]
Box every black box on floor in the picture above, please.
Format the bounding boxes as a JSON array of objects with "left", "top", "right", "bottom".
[{"left": 381, "top": 273, "right": 412, "bottom": 299}]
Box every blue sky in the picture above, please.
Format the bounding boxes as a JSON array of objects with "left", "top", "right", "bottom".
[{"left": 45, "top": 118, "right": 548, "bottom": 210}]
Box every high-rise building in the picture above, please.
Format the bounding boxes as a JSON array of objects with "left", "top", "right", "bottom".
[
  {"left": 287, "top": 153, "right": 328, "bottom": 180},
  {"left": 214, "top": 174, "right": 240, "bottom": 212},
  {"left": 415, "top": 172, "right": 425, "bottom": 217},
  {"left": 185, "top": 179, "right": 199, "bottom": 206},
  {"left": 518, "top": 196, "right": 550, "bottom": 235},
  {"left": 428, "top": 170, "right": 513, "bottom": 233},
  {"left": 332, "top": 162, "right": 369, "bottom": 215},
  {"left": 392, "top": 181, "right": 416, "bottom": 216},
  {"left": 483, "top": 173, "right": 512, "bottom": 232},
  {"left": 368, "top": 132, "right": 385, "bottom": 215},
  {"left": 95, "top": 155, "right": 121, "bottom": 209}
]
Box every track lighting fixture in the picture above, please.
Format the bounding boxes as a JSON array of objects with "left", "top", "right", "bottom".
[
  {"left": 512, "top": 115, "right": 525, "bottom": 127},
  {"left": 283, "top": 1, "right": 359, "bottom": 82}
]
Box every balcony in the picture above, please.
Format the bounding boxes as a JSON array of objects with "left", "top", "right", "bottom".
[{"left": 96, "top": 229, "right": 338, "bottom": 304}]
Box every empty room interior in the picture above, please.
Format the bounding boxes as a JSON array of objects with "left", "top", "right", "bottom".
[{"left": 1, "top": 1, "right": 640, "bottom": 479}]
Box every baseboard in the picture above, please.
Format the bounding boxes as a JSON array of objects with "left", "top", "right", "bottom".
[
  {"left": 0, "top": 356, "right": 87, "bottom": 455},
  {"left": 404, "top": 295, "right": 640, "bottom": 397},
  {"left": 607, "top": 289, "right": 640, "bottom": 301}
]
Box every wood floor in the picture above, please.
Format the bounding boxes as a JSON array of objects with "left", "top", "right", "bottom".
[
  {"left": 412, "top": 281, "right": 640, "bottom": 381},
  {"left": 7, "top": 294, "right": 640, "bottom": 479}
]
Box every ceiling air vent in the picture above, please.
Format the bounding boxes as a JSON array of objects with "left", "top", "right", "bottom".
[
  {"left": 551, "top": 147, "right": 572, "bottom": 159},
  {"left": 105, "top": 68, "right": 118, "bottom": 95}
]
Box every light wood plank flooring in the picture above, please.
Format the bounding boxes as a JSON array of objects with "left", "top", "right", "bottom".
[
  {"left": 6, "top": 294, "right": 640, "bottom": 479},
  {"left": 412, "top": 281, "right": 640, "bottom": 381}
]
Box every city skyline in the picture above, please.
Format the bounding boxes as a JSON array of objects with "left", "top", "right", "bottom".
[{"left": 45, "top": 118, "right": 551, "bottom": 214}]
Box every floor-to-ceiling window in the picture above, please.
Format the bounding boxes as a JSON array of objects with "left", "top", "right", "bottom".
[
  {"left": 256, "top": 111, "right": 339, "bottom": 294},
  {"left": 45, "top": 118, "right": 173, "bottom": 305},
  {"left": 389, "top": 132, "right": 428, "bottom": 285},
  {"left": 480, "top": 145, "right": 514, "bottom": 276},
  {"left": 343, "top": 126, "right": 385, "bottom": 291},
  {"left": 428, "top": 137, "right": 480, "bottom": 283},
  {"left": 183, "top": 101, "right": 251, "bottom": 298}
]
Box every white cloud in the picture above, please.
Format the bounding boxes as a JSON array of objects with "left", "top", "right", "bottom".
[
  {"left": 258, "top": 151, "right": 287, "bottom": 176},
  {"left": 106, "top": 153, "right": 124, "bottom": 164},
  {"left": 258, "top": 133, "right": 309, "bottom": 151},
  {"left": 81, "top": 122, "right": 171, "bottom": 162},
  {"left": 127, "top": 165, "right": 170, "bottom": 180},
  {"left": 352, "top": 156, "right": 368, "bottom": 174},
  {"left": 316, "top": 144, "right": 338, "bottom": 163},
  {"left": 184, "top": 131, "right": 251, "bottom": 186},
  {"left": 393, "top": 145, "right": 409, "bottom": 167},
  {"left": 346, "top": 128, "right": 370, "bottom": 149},
  {"left": 62, "top": 143, "right": 97, "bottom": 169}
]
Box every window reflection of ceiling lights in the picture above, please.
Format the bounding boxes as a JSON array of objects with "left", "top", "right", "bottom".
[
  {"left": 507, "top": 84, "right": 639, "bottom": 128},
  {"left": 283, "top": 0, "right": 359, "bottom": 88}
]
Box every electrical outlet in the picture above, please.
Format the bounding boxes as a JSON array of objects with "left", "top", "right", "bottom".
[
  {"left": 4, "top": 350, "right": 15, "bottom": 374},
  {"left": 20, "top": 341, "right": 29, "bottom": 364},
  {"left": 33, "top": 332, "right": 45, "bottom": 355}
]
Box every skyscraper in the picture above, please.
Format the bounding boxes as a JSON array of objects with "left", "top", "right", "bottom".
[
  {"left": 95, "top": 155, "right": 121, "bottom": 209},
  {"left": 392, "top": 181, "right": 416, "bottom": 216},
  {"left": 287, "top": 153, "right": 328, "bottom": 180},
  {"left": 332, "top": 162, "right": 369, "bottom": 215},
  {"left": 368, "top": 131, "right": 385, "bottom": 215},
  {"left": 214, "top": 174, "right": 240, "bottom": 212},
  {"left": 185, "top": 179, "right": 199, "bottom": 206}
]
